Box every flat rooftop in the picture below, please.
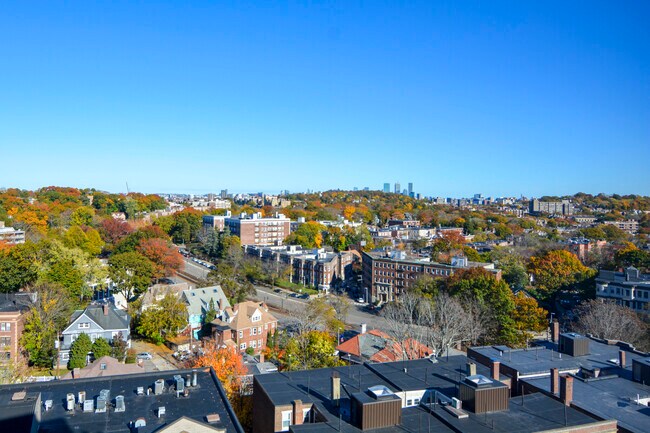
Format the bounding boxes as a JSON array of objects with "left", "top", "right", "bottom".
[
  {"left": 470, "top": 338, "right": 648, "bottom": 376},
  {"left": 522, "top": 374, "right": 650, "bottom": 433},
  {"left": 0, "top": 368, "right": 243, "bottom": 433}
]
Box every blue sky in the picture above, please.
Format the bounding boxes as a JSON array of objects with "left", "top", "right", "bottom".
[{"left": 1, "top": 1, "right": 648, "bottom": 197}]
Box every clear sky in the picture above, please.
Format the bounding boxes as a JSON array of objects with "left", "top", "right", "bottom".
[{"left": 1, "top": 1, "right": 648, "bottom": 197}]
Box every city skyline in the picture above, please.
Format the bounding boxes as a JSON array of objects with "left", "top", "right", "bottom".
[{"left": 1, "top": 2, "right": 649, "bottom": 196}]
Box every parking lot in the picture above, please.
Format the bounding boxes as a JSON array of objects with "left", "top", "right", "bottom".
[{"left": 131, "top": 340, "right": 181, "bottom": 372}]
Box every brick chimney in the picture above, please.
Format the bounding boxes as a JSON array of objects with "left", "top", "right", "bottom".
[
  {"left": 466, "top": 362, "right": 477, "bottom": 376},
  {"left": 259, "top": 352, "right": 264, "bottom": 363},
  {"left": 292, "top": 400, "right": 304, "bottom": 425},
  {"left": 560, "top": 375, "right": 573, "bottom": 406},
  {"left": 619, "top": 350, "right": 626, "bottom": 368},
  {"left": 550, "top": 368, "right": 559, "bottom": 394},
  {"left": 490, "top": 360, "right": 500, "bottom": 381},
  {"left": 103, "top": 304, "right": 109, "bottom": 316},
  {"left": 551, "top": 320, "right": 559, "bottom": 343}
]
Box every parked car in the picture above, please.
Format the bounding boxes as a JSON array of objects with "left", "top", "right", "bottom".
[
  {"left": 357, "top": 297, "right": 365, "bottom": 303},
  {"left": 136, "top": 352, "right": 153, "bottom": 360}
]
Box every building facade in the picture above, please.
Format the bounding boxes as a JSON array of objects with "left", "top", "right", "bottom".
[
  {"left": 604, "top": 220, "right": 639, "bottom": 234},
  {"left": 595, "top": 267, "right": 650, "bottom": 316},
  {"left": 57, "top": 304, "right": 131, "bottom": 366},
  {"left": 529, "top": 199, "right": 574, "bottom": 216},
  {"left": 211, "top": 301, "right": 277, "bottom": 354},
  {"left": 362, "top": 251, "right": 501, "bottom": 303},
  {"left": 0, "top": 221, "right": 25, "bottom": 244},
  {"left": 226, "top": 212, "right": 291, "bottom": 246},
  {"left": 244, "top": 245, "right": 359, "bottom": 292},
  {"left": 0, "top": 294, "right": 32, "bottom": 362}
]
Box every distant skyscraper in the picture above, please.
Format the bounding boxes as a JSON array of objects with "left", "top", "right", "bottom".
[
  {"left": 220, "top": 189, "right": 228, "bottom": 199},
  {"left": 363, "top": 187, "right": 369, "bottom": 191},
  {"left": 408, "top": 183, "right": 413, "bottom": 197},
  {"left": 383, "top": 183, "right": 390, "bottom": 193},
  {"left": 353, "top": 187, "right": 358, "bottom": 191},
  {"left": 394, "top": 182, "right": 401, "bottom": 194}
]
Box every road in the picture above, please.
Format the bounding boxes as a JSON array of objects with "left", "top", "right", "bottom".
[{"left": 179, "top": 257, "right": 382, "bottom": 330}]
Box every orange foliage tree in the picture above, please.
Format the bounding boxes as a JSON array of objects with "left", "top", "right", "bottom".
[
  {"left": 190, "top": 341, "right": 248, "bottom": 398},
  {"left": 137, "top": 238, "right": 183, "bottom": 279}
]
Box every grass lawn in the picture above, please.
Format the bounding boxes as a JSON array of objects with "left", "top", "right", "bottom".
[{"left": 275, "top": 279, "right": 319, "bottom": 295}]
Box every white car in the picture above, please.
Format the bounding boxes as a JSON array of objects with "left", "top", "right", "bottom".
[
  {"left": 357, "top": 297, "right": 365, "bottom": 303},
  {"left": 136, "top": 352, "right": 153, "bottom": 360}
]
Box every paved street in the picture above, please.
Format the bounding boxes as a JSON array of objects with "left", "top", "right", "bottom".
[{"left": 179, "top": 257, "right": 383, "bottom": 329}]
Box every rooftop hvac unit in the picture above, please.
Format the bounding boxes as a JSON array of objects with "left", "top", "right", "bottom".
[
  {"left": 83, "top": 399, "right": 94, "bottom": 412},
  {"left": 174, "top": 375, "right": 185, "bottom": 393},
  {"left": 99, "top": 389, "right": 111, "bottom": 402},
  {"left": 115, "top": 395, "right": 125, "bottom": 412},
  {"left": 158, "top": 406, "right": 166, "bottom": 418},
  {"left": 133, "top": 418, "right": 146, "bottom": 428},
  {"left": 66, "top": 393, "right": 75, "bottom": 411},
  {"left": 78, "top": 391, "right": 86, "bottom": 404},
  {"left": 95, "top": 396, "right": 107, "bottom": 413},
  {"left": 136, "top": 386, "right": 144, "bottom": 395},
  {"left": 154, "top": 379, "right": 165, "bottom": 395},
  {"left": 44, "top": 400, "right": 53, "bottom": 411}
]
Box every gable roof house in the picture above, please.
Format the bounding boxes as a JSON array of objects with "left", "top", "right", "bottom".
[
  {"left": 211, "top": 301, "right": 277, "bottom": 354},
  {"left": 181, "top": 286, "right": 231, "bottom": 339},
  {"left": 140, "top": 282, "right": 190, "bottom": 312},
  {"left": 336, "top": 329, "right": 434, "bottom": 364},
  {"left": 57, "top": 303, "right": 130, "bottom": 367}
]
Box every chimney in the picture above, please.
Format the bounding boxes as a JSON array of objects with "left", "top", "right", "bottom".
[
  {"left": 259, "top": 352, "right": 265, "bottom": 363},
  {"left": 466, "top": 362, "right": 477, "bottom": 376},
  {"left": 560, "top": 375, "right": 573, "bottom": 406},
  {"left": 619, "top": 350, "right": 626, "bottom": 368},
  {"left": 490, "top": 360, "right": 500, "bottom": 381},
  {"left": 103, "top": 304, "right": 109, "bottom": 316},
  {"left": 331, "top": 372, "right": 341, "bottom": 406},
  {"left": 550, "top": 368, "right": 559, "bottom": 394},
  {"left": 551, "top": 320, "right": 559, "bottom": 343},
  {"left": 360, "top": 323, "right": 367, "bottom": 334},
  {"left": 292, "top": 400, "right": 304, "bottom": 426}
]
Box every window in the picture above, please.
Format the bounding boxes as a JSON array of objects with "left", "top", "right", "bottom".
[
  {"left": 61, "top": 352, "right": 69, "bottom": 360},
  {"left": 78, "top": 322, "right": 90, "bottom": 329},
  {"left": 0, "top": 323, "right": 10, "bottom": 332},
  {"left": 100, "top": 363, "right": 107, "bottom": 370},
  {"left": 251, "top": 341, "right": 256, "bottom": 348},
  {"left": 252, "top": 327, "right": 257, "bottom": 336},
  {"left": 414, "top": 398, "right": 420, "bottom": 405},
  {"left": 240, "top": 342, "right": 247, "bottom": 350},
  {"left": 0, "top": 337, "right": 10, "bottom": 347},
  {"left": 281, "top": 410, "right": 292, "bottom": 431},
  {"left": 239, "top": 331, "right": 243, "bottom": 338},
  {"left": 258, "top": 339, "right": 262, "bottom": 348},
  {"left": 406, "top": 399, "right": 413, "bottom": 406}
]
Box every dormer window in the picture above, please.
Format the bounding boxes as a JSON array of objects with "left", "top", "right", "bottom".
[
  {"left": 252, "top": 314, "right": 261, "bottom": 322},
  {"left": 78, "top": 322, "right": 90, "bottom": 329}
]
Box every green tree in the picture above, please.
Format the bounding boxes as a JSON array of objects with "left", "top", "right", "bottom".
[
  {"left": 108, "top": 251, "right": 155, "bottom": 302},
  {"left": 70, "top": 206, "right": 95, "bottom": 226},
  {"left": 512, "top": 292, "right": 548, "bottom": 347},
  {"left": 68, "top": 333, "right": 92, "bottom": 369},
  {"left": 20, "top": 283, "right": 74, "bottom": 367},
  {"left": 111, "top": 333, "right": 128, "bottom": 361},
  {"left": 278, "top": 330, "right": 342, "bottom": 371},
  {"left": 0, "top": 243, "right": 39, "bottom": 293},
  {"left": 285, "top": 221, "right": 326, "bottom": 248},
  {"left": 444, "top": 267, "right": 517, "bottom": 344},
  {"left": 136, "top": 294, "right": 188, "bottom": 343},
  {"left": 91, "top": 337, "right": 112, "bottom": 359}
]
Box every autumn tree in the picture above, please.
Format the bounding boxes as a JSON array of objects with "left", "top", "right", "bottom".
[
  {"left": 137, "top": 238, "right": 183, "bottom": 279},
  {"left": 511, "top": 292, "right": 548, "bottom": 347},
  {"left": 528, "top": 250, "right": 596, "bottom": 299},
  {"left": 100, "top": 218, "right": 134, "bottom": 247},
  {"left": 431, "top": 231, "right": 465, "bottom": 263},
  {"left": 190, "top": 341, "right": 248, "bottom": 398},
  {"left": 278, "top": 330, "right": 342, "bottom": 371},
  {"left": 70, "top": 206, "right": 95, "bottom": 227}
]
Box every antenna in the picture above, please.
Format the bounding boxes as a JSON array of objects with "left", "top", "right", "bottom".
[{"left": 126, "top": 181, "right": 130, "bottom": 194}]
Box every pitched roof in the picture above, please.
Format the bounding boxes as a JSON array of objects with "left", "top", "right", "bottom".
[
  {"left": 141, "top": 282, "right": 189, "bottom": 308},
  {"left": 60, "top": 356, "right": 144, "bottom": 380},
  {"left": 182, "top": 286, "right": 231, "bottom": 317},
  {"left": 67, "top": 304, "right": 130, "bottom": 332},
  {"left": 213, "top": 301, "right": 276, "bottom": 331},
  {"left": 336, "top": 329, "right": 432, "bottom": 362}
]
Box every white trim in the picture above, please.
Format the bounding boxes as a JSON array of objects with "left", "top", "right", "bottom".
[{"left": 62, "top": 312, "right": 104, "bottom": 334}]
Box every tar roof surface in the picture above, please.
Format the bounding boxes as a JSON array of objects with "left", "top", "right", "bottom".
[
  {"left": 430, "top": 393, "right": 601, "bottom": 433},
  {"left": 471, "top": 339, "right": 648, "bottom": 376},
  {"left": 523, "top": 374, "right": 650, "bottom": 433},
  {"left": 0, "top": 368, "right": 242, "bottom": 433}
]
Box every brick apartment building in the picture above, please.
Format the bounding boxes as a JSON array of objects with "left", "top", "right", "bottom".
[
  {"left": 211, "top": 301, "right": 277, "bottom": 354},
  {"left": 225, "top": 212, "right": 291, "bottom": 246},
  {"left": 202, "top": 214, "right": 227, "bottom": 233},
  {"left": 595, "top": 267, "right": 650, "bottom": 316},
  {"left": 0, "top": 293, "right": 33, "bottom": 362},
  {"left": 362, "top": 251, "right": 501, "bottom": 303},
  {"left": 244, "top": 245, "right": 359, "bottom": 293},
  {"left": 529, "top": 199, "right": 574, "bottom": 216},
  {"left": 604, "top": 220, "right": 639, "bottom": 234}
]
